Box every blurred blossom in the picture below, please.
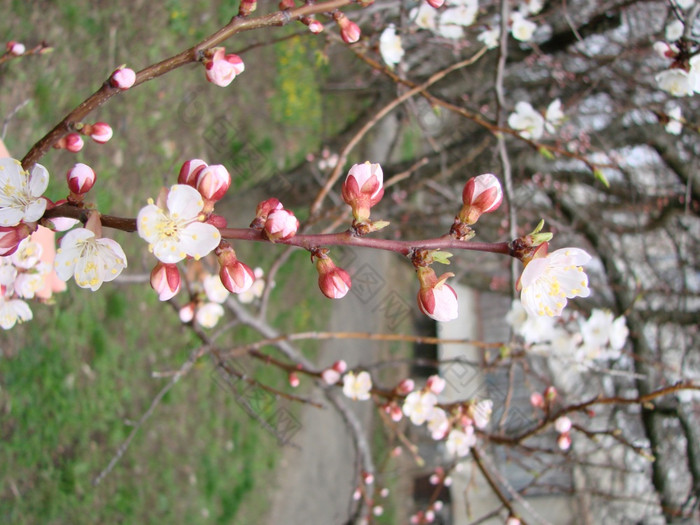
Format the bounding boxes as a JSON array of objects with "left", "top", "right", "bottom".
[
  {"left": 379, "top": 25, "right": 404, "bottom": 68},
  {"left": 195, "top": 302, "right": 225, "bottom": 328},
  {"left": 508, "top": 101, "right": 545, "bottom": 140},
  {"left": 342, "top": 371, "right": 372, "bottom": 401},
  {"left": 0, "top": 158, "right": 49, "bottom": 227}
]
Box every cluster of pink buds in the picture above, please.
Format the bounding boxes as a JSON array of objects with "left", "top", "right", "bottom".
[
  {"left": 178, "top": 159, "right": 232, "bottom": 214},
  {"left": 333, "top": 12, "right": 361, "bottom": 44},
  {"left": 416, "top": 266, "right": 459, "bottom": 322},
  {"left": 249, "top": 197, "right": 299, "bottom": 241},
  {"left": 6, "top": 40, "right": 25, "bottom": 56},
  {"left": 202, "top": 47, "right": 245, "bottom": 87},
  {"left": 451, "top": 173, "right": 503, "bottom": 238},
  {"left": 110, "top": 66, "right": 136, "bottom": 90},
  {"left": 215, "top": 242, "right": 255, "bottom": 295},
  {"left": 321, "top": 360, "right": 347, "bottom": 385},
  {"left": 314, "top": 254, "right": 351, "bottom": 299}
]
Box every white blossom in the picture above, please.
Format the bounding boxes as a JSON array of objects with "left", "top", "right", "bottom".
[
  {"left": 665, "top": 103, "right": 683, "bottom": 135},
  {"left": 54, "top": 228, "right": 127, "bottom": 291},
  {"left": 545, "top": 98, "right": 565, "bottom": 133},
  {"left": 445, "top": 427, "right": 476, "bottom": 457},
  {"left": 203, "top": 273, "right": 230, "bottom": 304},
  {"left": 0, "top": 158, "right": 49, "bottom": 227},
  {"left": 411, "top": 3, "right": 438, "bottom": 32},
  {"left": 665, "top": 20, "right": 684, "bottom": 42},
  {"left": 511, "top": 13, "right": 537, "bottom": 42},
  {"left": 403, "top": 390, "right": 438, "bottom": 425},
  {"left": 478, "top": 27, "right": 500, "bottom": 49},
  {"left": 656, "top": 69, "right": 693, "bottom": 97},
  {"left": 519, "top": 248, "right": 591, "bottom": 317},
  {"left": 137, "top": 184, "right": 221, "bottom": 264},
  {"left": 379, "top": 25, "right": 404, "bottom": 68},
  {"left": 342, "top": 371, "right": 373, "bottom": 401},
  {"left": 0, "top": 294, "right": 32, "bottom": 329},
  {"left": 508, "top": 101, "right": 545, "bottom": 140},
  {"left": 195, "top": 302, "right": 224, "bottom": 328}
]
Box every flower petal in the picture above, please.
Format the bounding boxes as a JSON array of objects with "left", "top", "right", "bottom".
[
  {"left": 29, "top": 164, "right": 50, "bottom": 197},
  {"left": 180, "top": 222, "right": 221, "bottom": 260},
  {"left": 167, "top": 184, "right": 204, "bottom": 220}
]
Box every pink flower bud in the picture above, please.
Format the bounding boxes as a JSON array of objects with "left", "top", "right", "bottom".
[
  {"left": 341, "top": 161, "right": 384, "bottom": 222},
  {"left": 316, "top": 257, "right": 352, "bottom": 299},
  {"left": 88, "top": 122, "right": 113, "bottom": 143},
  {"left": 459, "top": 173, "right": 503, "bottom": 225},
  {"left": 0, "top": 224, "right": 32, "bottom": 256},
  {"left": 65, "top": 133, "right": 84, "bottom": 153},
  {"left": 279, "top": 0, "right": 295, "bottom": 8},
  {"left": 332, "top": 360, "right": 348, "bottom": 374},
  {"left": 178, "top": 159, "right": 208, "bottom": 186},
  {"left": 195, "top": 164, "right": 231, "bottom": 202},
  {"left": 544, "top": 385, "right": 557, "bottom": 402},
  {"left": 6, "top": 41, "right": 25, "bottom": 56},
  {"left": 396, "top": 378, "right": 415, "bottom": 395},
  {"left": 179, "top": 302, "right": 195, "bottom": 323},
  {"left": 217, "top": 244, "right": 255, "bottom": 294},
  {"left": 307, "top": 19, "right": 324, "bottom": 34},
  {"left": 66, "top": 163, "right": 96, "bottom": 194},
  {"left": 530, "top": 391, "right": 545, "bottom": 408},
  {"left": 362, "top": 472, "right": 374, "bottom": 485},
  {"left": 389, "top": 404, "right": 403, "bottom": 422},
  {"left": 150, "top": 262, "right": 181, "bottom": 301},
  {"left": 264, "top": 208, "right": 299, "bottom": 242},
  {"left": 204, "top": 47, "right": 245, "bottom": 87},
  {"left": 321, "top": 368, "right": 341, "bottom": 385},
  {"left": 289, "top": 371, "right": 300, "bottom": 388},
  {"left": 238, "top": 0, "right": 257, "bottom": 16},
  {"left": 554, "top": 416, "right": 572, "bottom": 434},
  {"left": 416, "top": 267, "right": 459, "bottom": 322},
  {"left": 110, "top": 67, "right": 136, "bottom": 89},
  {"left": 557, "top": 432, "right": 572, "bottom": 450},
  {"left": 426, "top": 375, "right": 446, "bottom": 394},
  {"left": 335, "top": 13, "right": 361, "bottom": 44},
  {"left": 426, "top": 0, "right": 445, "bottom": 7},
  {"left": 250, "top": 197, "right": 283, "bottom": 228}
]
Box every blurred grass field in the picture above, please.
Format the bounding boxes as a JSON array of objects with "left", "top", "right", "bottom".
[{"left": 0, "top": 1, "right": 346, "bottom": 522}]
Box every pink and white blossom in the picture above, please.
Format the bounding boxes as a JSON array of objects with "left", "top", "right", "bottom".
[
  {"left": 220, "top": 259, "right": 255, "bottom": 294},
  {"left": 54, "top": 228, "right": 127, "bottom": 291},
  {"left": 519, "top": 246, "right": 591, "bottom": 317},
  {"left": 0, "top": 157, "right": 49, "bottom": 227},
  {"left": 342, "top": 162, "right": 384, "bottom": 222},
  {"left": 427, "top": 407, "right": 449, "bottom": 440},
  {"left": 6, "top": 40, "right": 25, "bottom": 56},
  {"left": 459, "top": 173, "right": 503, "bottom": 225},
  {"left": 417, "top": 268, "right": 459, "bottom": 322},
  {"left": 426, "top": 375, "right": 446, "bottom": 395},
  {"left": 321, "top": 368, "right": 341, "bottom": 385},
  {"left": 555, "top": 416, "right": 572, "bottom": 434},
  {"left": 342, "top": 371, "right": 373, "bottom": 401},
  {"left": 87, "top": 122, "right": 113, "bottom": 143},
  {"left": 204, "top": 47, "right": 245, "bottom": 87},
  {"left": 316, "top": 257, "right": 351, "bottom": 299},
  {"left": 656, "top": 69, "right": 693, "bottom": 97},
  {"left": 137, "top": 184, "right": 222, "bottom": 264}
]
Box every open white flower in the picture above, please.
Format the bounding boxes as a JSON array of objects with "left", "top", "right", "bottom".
[
  {"left": 379, "top": 25, "right": 404, "bottom": 68},
  {"left": 445, "top": 427, "right": 476, "bottom": 457},
  {"left": 411, "top": 3, "right": 438, "bottom": 31},
  {"left": 508, "top": 101, "right": 545, "bottom": 140},
  {"left": 511, "top": 13, "right": 537, "bottom": 42},
  {"left": 0, "top": 158, "right": 49, "bottom": 227},
  {"left": 519, "top": 247, "right": 591, "bottom": 317},
  {"left": 609, "top": 315, "right": 629, "bottom": 352},
  {"left": 203, "top": 273, "right": 230, "bottom": 304},
  {"left": 342, "top": 371, "right": 373, "bottom": 401},
  {"left": 403, "top": 390, "right": 438, "bottom": 425},
  {"left": 195, "top": 302, "right": 225, "bottom": 328},
  {"left": 656, "top": 69, "right": 693, "bottom": 97},
  {"left": 54, "top": 228, "right": 127, "bottom": 291},
  {"left": 478, "top": 27, "right": 500, "bottom": 49},
  {"left": 545, "top": 98, "right": 565, "bottom": 133},
  {"left": 137, "top": 184, "right": 221, "bottom": 264},
  {"left": 0, "top": 294, "right": 32, "bottom": 329}
]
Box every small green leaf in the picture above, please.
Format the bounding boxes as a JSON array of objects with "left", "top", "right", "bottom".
[
  {"left": 431, "top": 251, "right": 453, "bottom": 265},
  {"left": 593, "top": 169, "right": 610, "bottom": 188},
  {"left": 538, "top": 146, "right": 555, "bottom": 160}
]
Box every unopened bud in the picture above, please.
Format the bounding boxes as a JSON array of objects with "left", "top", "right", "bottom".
[
  {"left": 530, "top": 391, "right": 545, "bottom": 408},
  {"left": 545, "top": 385, "right": 557, "bottom": 402},
  {"left": 216, "top": 243, "right": 255, "bottom": 294},
  {"left": 239, "top": 0, "right": 257, "bottom": 16},
  {"left": 251, "top": 198, "right": 283, "bottom": 228},
  {"left": 66, "top": 163, "right": 96, "bottom": 195},
  {"left": 426, "top": 375, "right": 446, "bottom": 394},
  {"left": 289, "top": 371, "right": 300, "bottom": 388},
  {"left": 203, "top": 47, "right": 245, "bottom": 87},
  {"left": 458, "top": 173, "right": 503, "bottom": 226},
  {"left": 332, "top": 360, "right": 348, "bottom": 374},
  {"left": 396, "top": 378, "right": 415, "bottom": 395},
  {"left": 110, "top": 67, "right": 136, "bottom": 89},
  {"left": 86, "top": 122, "right": 113, "bottom": 143},
  {"left": 264, "top": 208, "right": 299, "bottom": 242},
  {"left": 557, "top": 432, "right": 572, "bottom": 450},
  {"left": 342, "top": 161, "right": 384, "bottom": 222},
  {"left": 334, "top": 12, "right": 361, "bottom": 44},
  {"left": 196, "top": 164, "right": 231, "bottom": 202},
  {"left": 178, "top": 159, "right": 208, "bottom": 186},
  {"left": 554, "top": 416, "right": 572, "bottom": 434},
  {"left": 58, "top": 133, "right": 84, "bottom": 153},
  {"left": 416, "top": 266, "right": 459, "bottom": 322},
  {"left": 315, "top": 256, "right": 352, "bottom": 299},
  {"left": 6, "top": 40, "right": 25, "bottom": 56},
  {"left": 150, "top": 262, "right": 181, "bottom": 301},
  {"left": 321, "top": 368, "right": 341, "bottom": 385},
  {"left": 279, "top": 0, "right": 295, "bottom": 8}
]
